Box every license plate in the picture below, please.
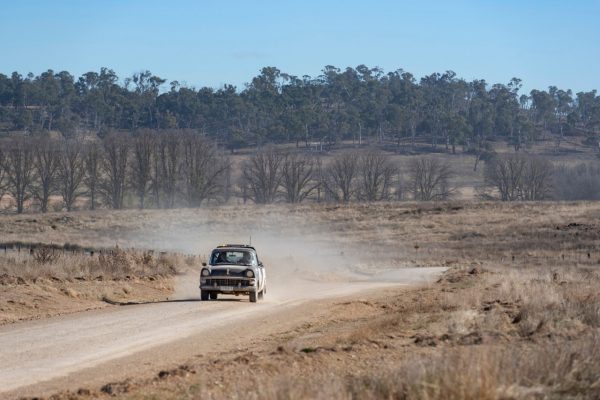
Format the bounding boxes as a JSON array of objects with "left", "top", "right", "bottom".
[{"left": 221, "top": 286, "right": 235, "bottom": 292}]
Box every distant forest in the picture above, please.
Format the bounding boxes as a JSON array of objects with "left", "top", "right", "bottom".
[{"left": 1, "top": 66, "right": 599, "bottom": 151}]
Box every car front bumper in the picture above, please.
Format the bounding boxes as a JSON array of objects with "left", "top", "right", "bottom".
[{"left": 200, "top": 277, "right": 257, "bottom": 293}]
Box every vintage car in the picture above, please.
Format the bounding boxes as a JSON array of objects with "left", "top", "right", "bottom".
[{"left": 199, "top": 244, "right": 267, "bottom": 302}]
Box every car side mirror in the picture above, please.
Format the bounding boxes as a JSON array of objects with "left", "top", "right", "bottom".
[
  {"left": 202, "top": 262, "right": 207, "bottom": 267},
  {"left": 259, "top": 262, "right": 264, "bottom": 268}
]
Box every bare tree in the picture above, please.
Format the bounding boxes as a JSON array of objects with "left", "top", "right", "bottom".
[
  {"left": 408, "top": 157, "right": 454, "bottom": 201},
  {"left": 58, "top": 139, "right": 85, "bottom": 211},
  {"left": 521, "top": 156, "right": 553, "bottom": 200},
  {"left": 1, "top": 138, "right": 35, "bottom": 213},
  {"left": 155, "top": 131, "right": 181, "bottom": 208},
  {"left": 84, "top": 142, "right": 101, "bottom": 210},
  {"left": 130, "top": 131, "right": 155, "bottom": 208},
  {"left": 241, "top": 147, "right": 283, "bottom": 204},
  {"left": 101, "top": 134, "right": 129, "bottom": 209},
  {"left": 181, "top": 134, "right": 230, "bottom": 206},
  {"left": 484, "top": 155, "right": 525, "bottom": 201},
  {"left": 32, "top": 137, "right": 60, "bottom": 212},
  {"left": 150, "top": 138, "right": 162, "bottom": 208},
  {"left": 281, "top": 153, "right": 318, "bottom": 203},
  {"left": 320, "top": 151, "right": 359, "bottom": 202},
  {"left": 0, "top": 147, "right": 6, "bottom": 201},
  {"left": 485, "top": 154, "right": 553, "bottom": 201},
  {"left": 357, "top": 150, "right": 397, "bottom": 201}
]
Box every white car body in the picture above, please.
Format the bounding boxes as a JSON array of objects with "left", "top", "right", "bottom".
[{"left": 199, "top": 244, "right": 266, "bottom": 302}]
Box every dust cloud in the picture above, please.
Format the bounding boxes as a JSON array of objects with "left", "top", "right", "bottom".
[{"left": 120, "top": 210, "right": 438, "bottom": 301}]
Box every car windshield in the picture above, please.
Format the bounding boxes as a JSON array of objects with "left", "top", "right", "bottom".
[{"left": 211, "top": 250, "right": 254, "bottom": 266}]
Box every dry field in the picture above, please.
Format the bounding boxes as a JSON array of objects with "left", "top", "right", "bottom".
[{"left": 1, "top": 201, "right": 600, "bottom": 399}]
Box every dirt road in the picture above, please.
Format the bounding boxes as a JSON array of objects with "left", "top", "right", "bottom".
[{"left": 0, "top": 267, "right": 444, "bottom": 398}]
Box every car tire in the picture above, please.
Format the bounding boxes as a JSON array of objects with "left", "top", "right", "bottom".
[
  {"left": 200, "top": 290, "right": 209, "bottom": 301},
  {"left": 258, "top": 290, "right": 264, "bottom": 300},
  {"left": 249, "top": 291, "right": 257, "bottom": 303},
  {"left": 210, "top": 292, "right": 218, "bottom": 300}
]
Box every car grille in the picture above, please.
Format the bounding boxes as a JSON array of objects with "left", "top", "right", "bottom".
[
  {"left": 206, "top": 278, "right": 249, "bottom": 287},
  {"left": 210, "top": 270, "right": 244, "bottom": 277}
]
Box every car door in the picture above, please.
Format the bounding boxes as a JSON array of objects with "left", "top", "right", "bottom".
[{"left": 254, "top": 253, "right": 265, "bottom": 290}]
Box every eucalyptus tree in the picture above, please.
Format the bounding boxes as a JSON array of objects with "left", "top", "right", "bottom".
[
  {"left": 574, "top": 91, "right": 600, "bottom": 132},
  {"left": 354, "top": 65, "right": 389, "bottom": 144},
  {"left": 468, "top": 80, "right": 494, "bottom": 171},
  {"left": 280, "top": 76, "right": 322, "bottom": 147},
  {"left": 35, "top": 70, "right": 61, "bottom": 131},
  {"left": 386, "top": 70, "right": 422, "bottom": 150},
  {"left": 420, "top": 72, "right": 455, "bottom": 149},
  {"left": 243, "top": 67, "right": 286, "bottom": 143},
  {"left": 549, "top": 86, "right": 574, "bottom": 150},
  {"left": 529, "top": 89, "right": 556, "bottom": 139},
  {"left": 319, "top": 65, "right": 354, "bottom": 145},
  {"left": 0, "top": 65, "right": 599, "bottom": 153},
  {"left": 75, "top": 69, "right": 122, "bottom": 130},
  {"left": 214, "top": 84, "right": 252, "bottom": 152}
]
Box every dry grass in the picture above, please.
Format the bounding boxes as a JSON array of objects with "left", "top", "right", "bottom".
[
  {"left": 5, "top": 201, "right": 600, "bottom": 399},
  {"left": 112, "top": 267, "right": 600, "bottom": 400},
  {"left": 0, "top": 247, "right": 186, "bottom": 281},
  {"left": 223, "top": 337, "right": 599, "bottom": 400}
]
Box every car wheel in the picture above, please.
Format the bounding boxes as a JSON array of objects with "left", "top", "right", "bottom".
[
  {"left": 210, "top": 292, "right": 218, "bottom": 300},
  {"left": 200, "top": 290, "right": 209, "bottom": 301},
  {"left": 258, "top": 290, "right": 264, "bottom": 300},
  {"left": 249, "top": 291, "right": 257, "bottom": 303}
]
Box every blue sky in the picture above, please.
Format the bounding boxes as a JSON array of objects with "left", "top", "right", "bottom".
[{"left": 1, "top": 0, "right": 599, "bottom": 94}]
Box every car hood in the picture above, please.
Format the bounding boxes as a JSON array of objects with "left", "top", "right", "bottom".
[{"left": 209, "top": 265, "right": 252, "bottom": 274}]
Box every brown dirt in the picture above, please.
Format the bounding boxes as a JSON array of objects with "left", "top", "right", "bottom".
[{"left": 0, "top": 274, "right": 174, "bottom": 325}]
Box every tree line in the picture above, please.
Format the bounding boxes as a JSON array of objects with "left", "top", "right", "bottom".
[
  {"left": 0, "top": 132, "right": 457, "bottom": 213},
  {"left": 3, "top": 131, "right": 594, "bottom": 214},
  {"left": 0, "top": 132, "right": 231, "bottom": 213},
  {"left": 1, "top": 66, "right": 599, "bottom": 152}
]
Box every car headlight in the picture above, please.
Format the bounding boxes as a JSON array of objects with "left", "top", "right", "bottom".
[
  {"left": 201, "top": 268, "right": 210, "bottom": 277},
  {"left": 245, "top": 269, "right": 254, "bottom": 278}
]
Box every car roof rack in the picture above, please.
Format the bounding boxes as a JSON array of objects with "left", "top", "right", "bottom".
[{"left": 216, "top": 244, "right": 256, "bottom": 251}]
